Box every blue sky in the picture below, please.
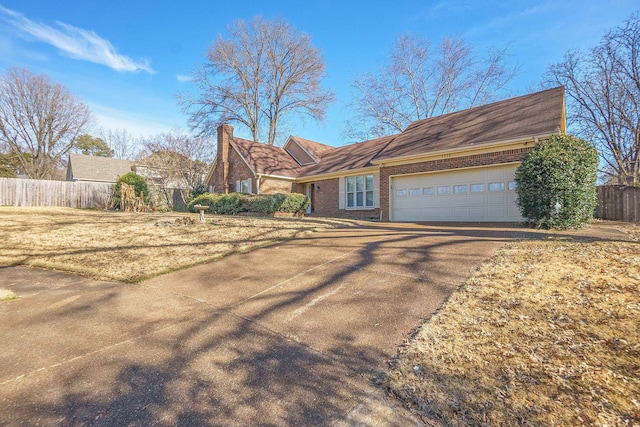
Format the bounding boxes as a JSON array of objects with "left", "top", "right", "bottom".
[{"left": 0, "top": 1, "right": 638, "bottom": 148}]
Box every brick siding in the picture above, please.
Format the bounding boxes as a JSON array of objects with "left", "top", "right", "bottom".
[
  {"left": 208, "top": 144, "right": 254, "bottom": 193},
  {"left": 309, "top": 177, "right": 380, "bottom": 220},
  {"left": 260, "top": 177, "right": 294, "bottom": 194}
]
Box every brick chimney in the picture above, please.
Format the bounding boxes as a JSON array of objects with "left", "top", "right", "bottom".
[{"left": 217, "top": 123, "right": 233, "bottom": 194}]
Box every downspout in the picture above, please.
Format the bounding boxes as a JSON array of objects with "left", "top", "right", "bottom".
[{"left": 256, "top": 175, "right": 261, "bottom": 195}]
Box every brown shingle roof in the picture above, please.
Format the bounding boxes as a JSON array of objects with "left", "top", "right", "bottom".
[
  {"left": 67, "top": 153, "right": 134, "bottom": 183},
  {"left": 231, "top": 137, "right": 301, "bottom": 178},
  {"left": 214, "top": 87, "right": 565, "bottom": 181},
  {"left": 374, "top": 87, "right": 565, "bottom": 162},
  {"left": 298, "top": 134, "right": 396, "bottom": 177},
  {"left": 289, "top": 136, "right": 335, "bottom": 162}
]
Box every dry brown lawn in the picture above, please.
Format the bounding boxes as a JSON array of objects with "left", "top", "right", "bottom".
[
  {"left": 383, "top": 224, "right": 640, "bottom": 426},
  {"left": 0, "top": 207, "right": 355, "bottom": 283}
]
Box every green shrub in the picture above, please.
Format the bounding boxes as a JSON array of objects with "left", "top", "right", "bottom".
[
  {"left": 190, "top": 184, "right": 208, "bottom": 201},
  {"left": 276, "top": 193, "right": 310, "bottom": 214},
  {"left": 515, "top": 134, "right": 598, "bottom": 229},
  {"left": 241, "top": 194, "right": 274, "bottom": 213},
  {"left": 188, "top": 192, "right": 242, "bottom": 215},
  {"left": 113, "top": 172, "right": 149, "bottom": 209},
  {"left": 188, "top": 192, "right": 310, "bottom": 216}
]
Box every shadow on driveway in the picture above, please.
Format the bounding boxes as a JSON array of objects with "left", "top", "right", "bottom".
[{"left": 3, "top": 222, "right": 606, "bottom": 425}]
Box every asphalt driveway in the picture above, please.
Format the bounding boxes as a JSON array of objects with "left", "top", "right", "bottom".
[{"left": 0, "top": 223, "right": 521, "bottom": 426}]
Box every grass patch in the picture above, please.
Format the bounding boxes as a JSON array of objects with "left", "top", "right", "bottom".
[
  {"left": 383, "top": 225, "right": 640, "bottom": 426},
  {"left": 0, "top": 289, "right": 18, "bottom": 301},
  {"left": 0, "top": 207, "right": 357, "bottom": 283}
]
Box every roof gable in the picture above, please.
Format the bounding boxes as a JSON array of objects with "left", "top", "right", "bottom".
[
  {"left": 231, "top": 138, "right": 301, "bottom": 178},
  {"left": 284, "top": 136, "right": 335, "bottom": 166}
]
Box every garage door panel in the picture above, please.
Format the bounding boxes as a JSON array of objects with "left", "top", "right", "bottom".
[
  {"left": 468, "top": 208, "right": 488, "bottom": 219},
  {"left": 451, "top": 196, "right": 470, "bottom": 207},
  {"left": 507, "top": 206, "right": 521, "bottom": 217},
  {"left": 391, "top": 165, "right": 523, "bottom": 222},
  {"left": 468, "top": 194, "right": 489, "bottom": 206},
  {"left": 487, "top": 207, "right": 507, "bottom": 218},
  {"left": 487, "top": 194, "right": 508, "bottom": 204}
]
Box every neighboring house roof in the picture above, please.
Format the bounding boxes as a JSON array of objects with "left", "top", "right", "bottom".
[
  {"left": 232, "top": 137, "right": 302, "bottom": 178},
  {"left": 374, "top": 87, "right": 565, "bottom": 162},
  {"left": 67, "top": 153, "right": 134, "bottom": 183}
]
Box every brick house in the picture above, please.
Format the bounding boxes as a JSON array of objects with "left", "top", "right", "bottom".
[{"left": 205, "top": 87, "right": 566, "bottom": 222}]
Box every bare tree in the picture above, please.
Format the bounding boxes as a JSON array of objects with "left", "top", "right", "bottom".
[
  {"left": 99, "top": 128, "right": 138, "bottom": 160},
  {"left": 0, "top": 68, "right": 92, "bottom": 179},
  {"left": 137, "top": 130, "right": 214, "bottom": 206},
  {"left": 178, "top": 16, "right": 335, "bottom": 145},
  {"left": 345, "top": 34, "right": 517, "bottom": 140},
  {"left": 545, "top": 12, "right": 640, "bottom": 186}
]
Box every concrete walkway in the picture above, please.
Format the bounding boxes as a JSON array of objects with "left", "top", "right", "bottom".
[{"left": 0, "top": 223, "right": 527, "bottom": 426}]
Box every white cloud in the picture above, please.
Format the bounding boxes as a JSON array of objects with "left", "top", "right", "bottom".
[
  {"left": 90, "top": 103, "right": 179, "bottom": 138},
  {"left": 0, "top": 5, "right": 155, "bottom": 73},
  {"left": 176, "top": 74, "right": 193, "bottom": 83}
]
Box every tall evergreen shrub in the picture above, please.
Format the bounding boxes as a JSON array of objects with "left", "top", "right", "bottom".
[{"left": 515, "top": 134, "right": 598, "bottom": 229}]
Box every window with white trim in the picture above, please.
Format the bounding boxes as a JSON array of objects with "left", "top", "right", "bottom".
[
  {"left": 347, "top": 174, "right": 374, "bottom": 208},
  {"left": 236, "top": 178, "right": 252, "bottom": 193}
]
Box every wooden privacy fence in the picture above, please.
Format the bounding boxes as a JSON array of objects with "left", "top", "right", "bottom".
[
  {"left": 0, "top": 178, "right": 113, "bottom": 209},
  {"left": 596, "top": 185, "right": 640, "bottom": 222},
  {"left": 0, "top": 178, "right": 189, "bottom": 211}
]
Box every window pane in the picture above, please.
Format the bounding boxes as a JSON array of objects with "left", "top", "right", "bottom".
[
  {"left": 489, "top": 182, "right": 504, "bottom": 191},
  {"left": 356, "top": 192, "right": 364, "bottom": 206},
  {"left": 438, "top": 186, "right": 450, "bottom": 195},
  {"left": 365, "top": 174, "right": 374, "bottom": 190},
  {"left": 453, "top": 185, "right": 466, "bottom": 194},
  {"left": 470, "top": 183, "right": 485, "bottom": 192},
  {"left": 408, "top": 188, "right": 420, "bottom": 196},
  {"left": 508, "top": 181, "right": 517, "bottom": 190},
  {"left": 366, "top": 191, "right": 374, "bottom": 206},
  {"left": 346, "top": 177, "right": 354, "bottom": 192},
  {"left": 422, "top": 187, "right": 435, "bottom": 195},
  {"left": 356, "top": 175, "right": 364, "bottom": 191},
  {"left": 396, "top": 189, "right": 407, "bottom": 197},
  {"left": 242, "top": 179, "right": 251, "bottom": 193},
  {"left": 347, "top": 193, "right": 354, "bottom": 207}
]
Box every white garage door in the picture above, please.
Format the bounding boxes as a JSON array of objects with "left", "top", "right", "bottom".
[{"left": 391, "top": 164, "right": 523, "bottom": 222}]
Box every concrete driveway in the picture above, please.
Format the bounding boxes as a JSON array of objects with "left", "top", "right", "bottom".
[{"left": 0, "top": 223, "right": 520, "bottom": 426}]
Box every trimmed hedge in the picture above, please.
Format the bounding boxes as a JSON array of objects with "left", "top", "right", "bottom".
[
  {"left": 188, "top": 192, "right": 310, "bottom": 216},
  {"left": 514, "top": 134, "right": 598, "bottom": 229}
]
